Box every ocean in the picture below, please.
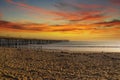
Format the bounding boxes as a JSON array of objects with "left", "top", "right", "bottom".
[{"left": 29, "top": 41, "right": 120, "bottom": 52}]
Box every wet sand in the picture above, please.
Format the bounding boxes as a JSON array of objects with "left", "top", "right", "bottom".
[{"left": 0, "top": 47, "right": 120, "bottom": 80}]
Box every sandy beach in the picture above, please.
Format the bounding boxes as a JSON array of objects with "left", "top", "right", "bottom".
[{"left": 0, "top": 47, "right": 120, "bottom": 80}]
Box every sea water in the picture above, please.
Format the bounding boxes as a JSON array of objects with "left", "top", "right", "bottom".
[{"left": 30, "top": 41, "right": 120, "bottom": 52}]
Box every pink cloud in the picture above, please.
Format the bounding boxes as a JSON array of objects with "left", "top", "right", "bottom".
[
  {"left": 5, "top": 0, "right": 119, "bottom": 24},
  {"left": 6, "top": 0, "right": 59, "bottom": 16},
  {"left": 110, "top": 0, "right": 120, "bottom": 5},
  {"left": 0, "top": 12, "right": 2, "bottom": 18}
]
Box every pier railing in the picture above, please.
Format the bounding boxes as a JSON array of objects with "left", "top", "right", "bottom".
[{"left": 0, "top": 38, "right": 68, "bottom": 49}]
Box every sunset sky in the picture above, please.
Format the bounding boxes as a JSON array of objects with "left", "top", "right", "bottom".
[{"left": 0, "top": 0, "right": 120, "bottom": 41}]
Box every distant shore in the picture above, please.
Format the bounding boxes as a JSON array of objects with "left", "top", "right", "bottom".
[{"left": 0, "top": 47, "right": 120, "bottom": 80}]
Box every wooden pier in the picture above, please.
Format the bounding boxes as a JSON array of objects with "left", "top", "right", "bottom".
[{"left": 0, "top": 37, "right": 69, "bottom": 48}]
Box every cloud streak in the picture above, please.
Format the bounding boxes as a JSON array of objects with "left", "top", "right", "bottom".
[
  {"left": 6, "top": 0, "right": 115, "bottom": 23},
  {"left": 0, "top": 20, "right": 120, "bottom": 33},
  {"left": 0, "top": 20, "right": 48, "bottom": 31},
  {"left": 55, "top": 1, "right": 104, "bottom": 11},
  {"left": 0, "top": 0, "right": 119, "bottom": 40},
  {"left": 6, "top": 0, "right": 60, "bottom": 16},
  {"left": 54, "top": 1, "right": 119, "bottom": 24},
  {"left": 0, "top": 19, "right": 120, "bottom": 40},
  {"left": 95, "top": 19, "right": 120, "bottom": 27},
  {"left": 0, "top": 12, "right": 2, "bottom": 18},
  {"left": 0, "top": 20, "right": 81, "bottom": 32},
  {"left": 110, "top": 0, "right": 120, "bottom": 5}
]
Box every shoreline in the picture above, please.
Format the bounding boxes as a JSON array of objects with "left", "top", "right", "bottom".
[
  {"left": 1, "top": 47, "right": 120, "bottom": 54},
  {"left": 1, "top": 47, "right": 120, "bottom": 56}
]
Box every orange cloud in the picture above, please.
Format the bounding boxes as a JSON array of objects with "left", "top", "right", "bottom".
[
  {"left": 54, "top": 11, "right": 107, "bottom": 23},
  {"left": 0, "top": 20, "right": 48, "bottom": 32},
  {"left": 1, "top": 20, "right": 120, "bottom": 40},
  {"left": 0, "top": 20, "right": 91, "bottom": 32},
  {"left": 95, "top": 19, "right": 120, "bottom": 27},
  {"left": 1, "top": 20, "right": 120, "bottom": 33},
  {"left": 1, "top": 0, "right": 120, "bottom": 40}
]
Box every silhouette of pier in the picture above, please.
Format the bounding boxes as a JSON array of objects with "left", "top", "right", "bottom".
[{"left": 0, "top": 37, "right": 69, "bottom": 48}]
